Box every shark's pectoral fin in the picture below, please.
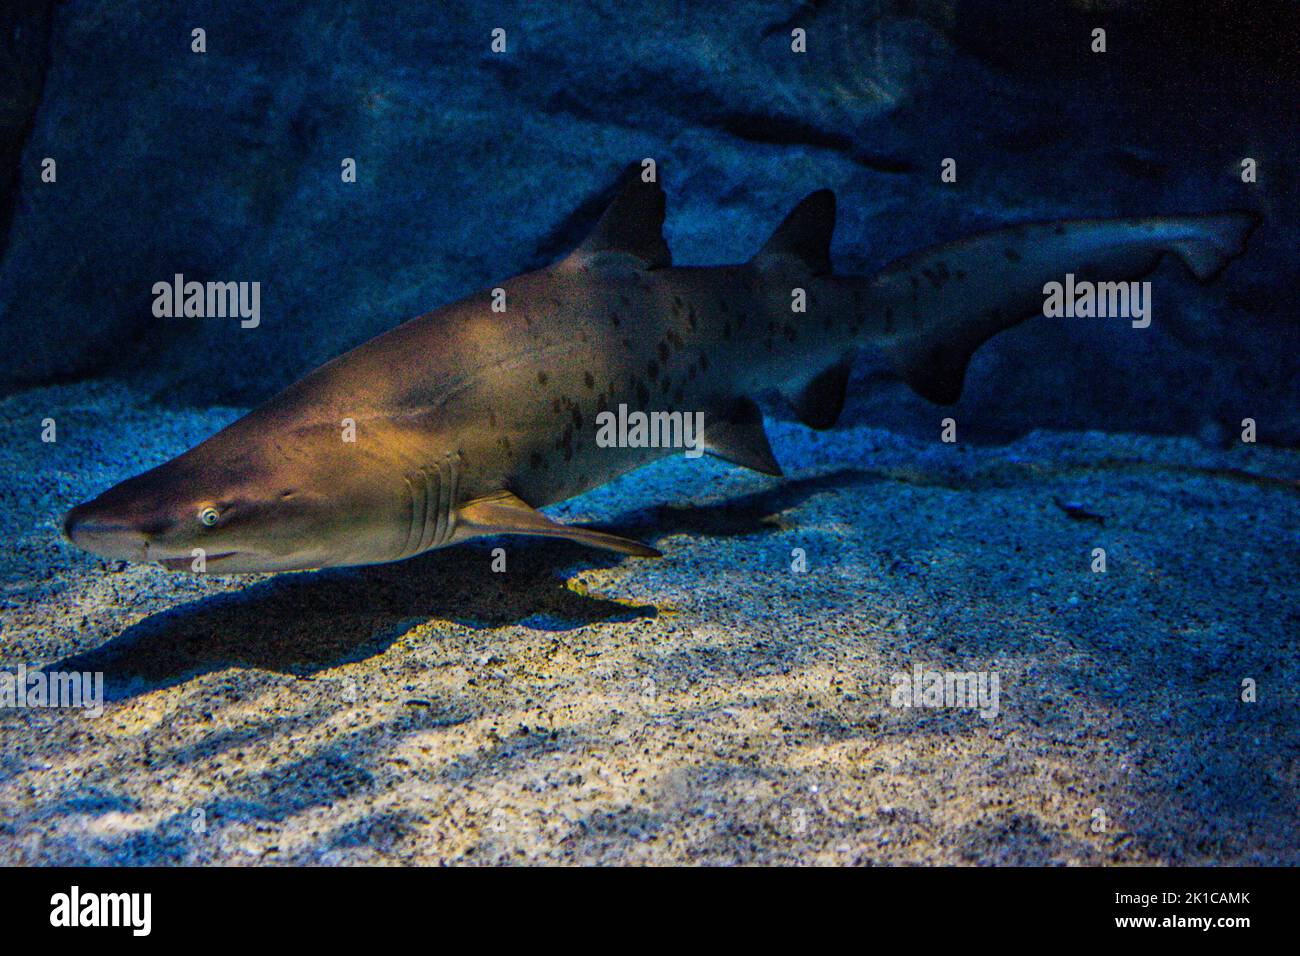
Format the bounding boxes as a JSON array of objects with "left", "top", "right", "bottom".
[
  {"left": 790, "top": 358, "right": 852, "bottom": 430},
  {"left": 458, "top": 490, "right": 661, "bottom": 558},
  {"left": 703, "top": 397, "right": 784, "bottom": 476}
]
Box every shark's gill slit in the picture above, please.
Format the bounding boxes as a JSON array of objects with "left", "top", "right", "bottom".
[
  {"left": 439, "top": 456, "right": 460, "bottom": 547},
  {"left": 401, "top": 473, "right": 420, "bottom": 559},
  {"left": 415, "top": 465, "right": 438, "bottom": 554},
  {"left": 430, "top": 464, "right": 445, "bottom": 549}
]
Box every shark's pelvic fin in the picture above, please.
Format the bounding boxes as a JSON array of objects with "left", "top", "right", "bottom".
[
  {"left": 565, "top": 163, "right": 671, "bottom": 270},
  {"left": 752, "top": 189, "right": 836, "bottom": 276},
  {"left": 458, "top": 489, "right": 661, "bottom": 557},
  {"left": 702, "top": 396, "right": 785, "bottom": 476}
]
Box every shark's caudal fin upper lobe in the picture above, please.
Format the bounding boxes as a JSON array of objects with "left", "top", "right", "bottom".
[
  {"left": 873, "top": 210, "right": 1260, "bottom": 405},
  {"left": 748, "top": 199, "right": 1258, "bottom": 420}
]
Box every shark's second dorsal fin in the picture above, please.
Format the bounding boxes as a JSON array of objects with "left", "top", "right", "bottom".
[
  {"left": 753, "top": 190, "right": 836, "bottom": 275},
  {"left": 567, "top": 163, "right": 671, "bottom": 269}
]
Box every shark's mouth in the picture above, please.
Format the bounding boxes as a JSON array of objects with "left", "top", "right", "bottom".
[{"left": 157, "top": 552, "right": 239, "bottom": 572}]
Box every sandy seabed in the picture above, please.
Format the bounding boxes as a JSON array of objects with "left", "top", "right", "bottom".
[{"left": 1, "top": 382, "right": 1297, "bottom": 865}]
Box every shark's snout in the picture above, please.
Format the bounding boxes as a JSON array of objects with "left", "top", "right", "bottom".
[
  {"left": 62, "top": 502, "right": 151, "bottom": 562},
  {"left": 61, "top": 506, "right": 80, "bottom": 542}
]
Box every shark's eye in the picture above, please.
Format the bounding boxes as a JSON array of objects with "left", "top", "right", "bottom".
[{"left": 199, "top": 506, "right": 221, "bottom": 527}]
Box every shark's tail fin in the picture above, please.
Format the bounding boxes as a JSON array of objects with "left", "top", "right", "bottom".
[{"left": 869, "top": 210, "right": 1260, "bottom": 406}]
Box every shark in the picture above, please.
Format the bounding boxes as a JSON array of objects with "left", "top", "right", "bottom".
[{"left": 62, "top": 166, "right": 1258, "bottom": 573}]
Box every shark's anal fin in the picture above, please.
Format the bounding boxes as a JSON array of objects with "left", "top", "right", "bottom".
[
  {"left": 703, "top": 397, "right": 784, "bottom": 476},
  {"left": 890, "top": 338, "right": 981, "bottom": 406},
  {"left": 458, "top": 490, "right": 661, "bottom": 558},
  {"left": 791, "top": 359, "right": 852, "bottom": 430}
]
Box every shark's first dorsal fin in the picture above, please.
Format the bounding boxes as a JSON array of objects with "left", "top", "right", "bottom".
[
  {"left": 753, "top": 190, "right": 836, "bottom": 275},
  {"left": 567, "top": 163, "right": 671, "bottom": 269},
  {"left": 458, "top": 489, "right": 661, "bottom": 557}
]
